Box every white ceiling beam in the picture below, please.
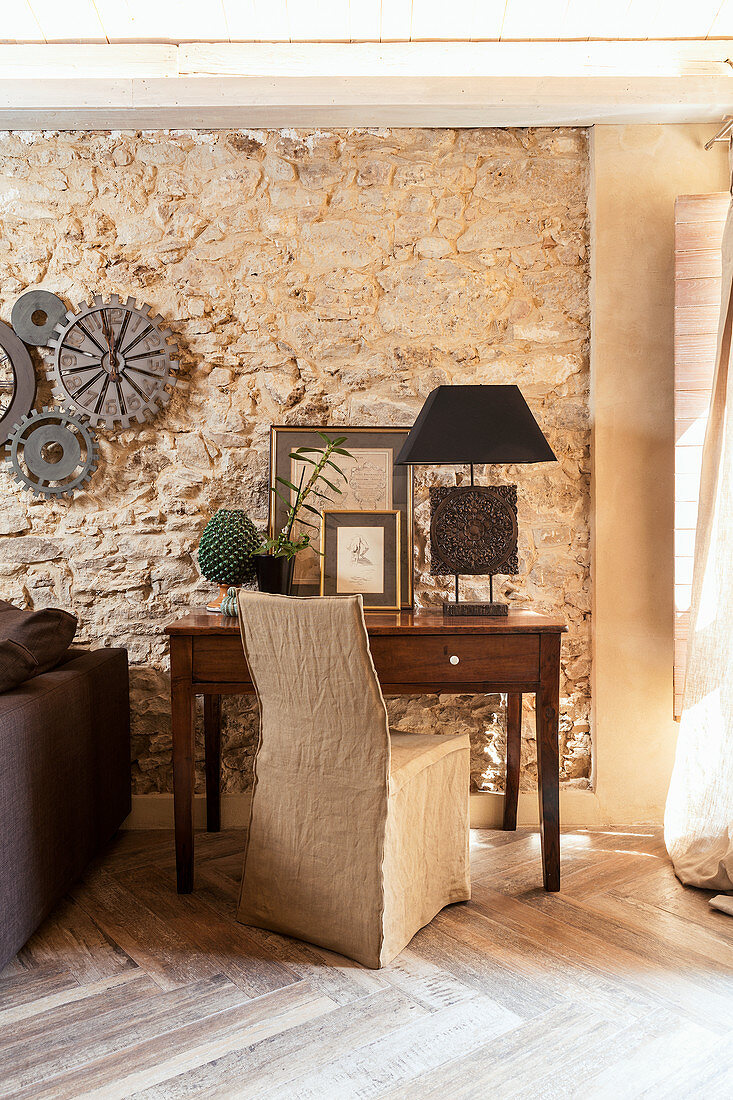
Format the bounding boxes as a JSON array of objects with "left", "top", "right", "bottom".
[
  {"left": 0, "top": 43, "right": 179, "bottom": 78},
  {"left": 1, "top": 41, "right": 733, "bottom": 128},
  {"left": 178, "top": 40, "right": 733, "bottom": 77},
  {"left": 2, "top": 40, "right": 733, "bottom": 79}
]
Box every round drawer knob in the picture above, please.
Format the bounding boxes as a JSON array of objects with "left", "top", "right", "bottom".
[{"left": 449, "top": 654, "right": 460, "bottom": 665}]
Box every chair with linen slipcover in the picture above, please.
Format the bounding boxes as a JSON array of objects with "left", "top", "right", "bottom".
[{"left": 235, "top": 590, "right": 470, "bottom": 969}]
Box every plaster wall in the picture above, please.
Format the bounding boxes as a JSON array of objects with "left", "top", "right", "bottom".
[{"left": 588, "top": 123, "right": 729, "bottom": 826}]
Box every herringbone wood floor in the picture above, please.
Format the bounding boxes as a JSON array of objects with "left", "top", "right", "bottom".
[{"left": 2, "top": 827, "right": 733, "bottom": 1099}]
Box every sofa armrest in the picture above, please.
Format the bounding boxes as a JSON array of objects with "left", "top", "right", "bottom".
[{"left": 0, "top": 646, "right": 131, "bottom": 968}]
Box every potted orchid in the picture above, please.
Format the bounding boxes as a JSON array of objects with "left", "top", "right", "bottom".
[{"left": 254, "top": 432, "right": 352, "bottom": 594}]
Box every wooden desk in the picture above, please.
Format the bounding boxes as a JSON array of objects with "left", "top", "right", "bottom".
[{"left": 166, "top": 609, "right": 567, "bottom": 894}]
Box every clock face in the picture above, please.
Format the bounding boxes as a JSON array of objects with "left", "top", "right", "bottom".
[{"left": 48, "top": 294, "right": 179, "bottom": 430}]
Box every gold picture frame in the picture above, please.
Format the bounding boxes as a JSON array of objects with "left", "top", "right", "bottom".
[
  {"left": 268, "top": 426, "right": 414, "bottom": 606},
  {"left": 320, "top": 510, "right": 401, "bottom": 611}
]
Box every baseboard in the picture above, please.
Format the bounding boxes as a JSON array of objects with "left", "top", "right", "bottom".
[
  {"left": 123, "top": 793, "right": 252, "bottom": 829},
  {"left": 123, "top": 789, "right": 603, "bottom": 830},
  {"left": 469, "top": 789, "right": 603, "bottom": 828}
]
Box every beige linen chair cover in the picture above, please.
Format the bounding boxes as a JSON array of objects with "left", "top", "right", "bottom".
[{"left": 235, "top": 591, "right": 470, "bottom": 968}]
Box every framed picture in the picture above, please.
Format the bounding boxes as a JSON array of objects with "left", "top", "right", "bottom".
[
  {"left": 269, "top": 426, "right": 413, "bottom": 605},
  {"left": 320, "top": 511, "right": 401, "bottom": 611}
]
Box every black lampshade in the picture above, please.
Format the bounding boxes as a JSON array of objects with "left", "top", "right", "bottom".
[{"left": 394, "top": 385, "right": 556, "bottom": 466}]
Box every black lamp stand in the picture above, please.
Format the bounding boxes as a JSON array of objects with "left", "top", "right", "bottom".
[{"left": 441, "top": 466, "right": 510, "bottom": 617}]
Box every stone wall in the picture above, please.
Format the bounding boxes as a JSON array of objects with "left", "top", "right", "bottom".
[{"left": 0, "top": 127, "right": 591, "bottom": 797}]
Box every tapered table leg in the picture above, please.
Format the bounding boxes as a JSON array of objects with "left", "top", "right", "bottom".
[
  {"left": 171, "top": 636, "right": 195, "bottom": 893},
  {"left": 204, "top": 694, "right": 222, "bottom": 833},
  {"left": 503, "top": 693, "right": 522, "bottom": 831},
  {"left": 536, "top": 633, "right": 561, "bottom": 891}
]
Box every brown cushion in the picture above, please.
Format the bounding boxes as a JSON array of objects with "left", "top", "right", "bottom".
[{"left": 0, "top": 601, "right": 77, "bottom": 692}]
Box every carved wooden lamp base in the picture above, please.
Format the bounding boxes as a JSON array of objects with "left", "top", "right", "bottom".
[
  {"left": 443, "top": 598, "right": 508, "bottom": 617},
  {"left": 442, "top": 572, "right": 509, "bottom": 616}
]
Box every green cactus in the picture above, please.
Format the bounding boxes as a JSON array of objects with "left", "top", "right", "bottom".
[{"left": 197, "top": 509, "right": 261, "bottom": 587}]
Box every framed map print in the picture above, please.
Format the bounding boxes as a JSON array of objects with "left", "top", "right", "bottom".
[
  {"left": 321, "top": 511, "right": 400, "bottom": 611},
  {"left": 269, "top": 426, "right": 413, "bottom": 605}
]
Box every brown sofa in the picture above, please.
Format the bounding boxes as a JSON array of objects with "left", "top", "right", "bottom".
[{"left": 0, "top": 646, "right": 131, "bottom": 969}]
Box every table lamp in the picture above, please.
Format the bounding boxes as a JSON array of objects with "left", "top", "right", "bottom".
[{"left": 395, "top": 385, "right": 556, "bottom": 616}]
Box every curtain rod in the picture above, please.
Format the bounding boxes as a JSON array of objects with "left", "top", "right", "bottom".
[{"left": 705, "top": 116, "right": 733, "bottom": 151}]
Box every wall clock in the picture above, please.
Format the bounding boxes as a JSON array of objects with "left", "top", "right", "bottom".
[
  {"left": 0, "top": 319, "right": 37, "bottom": 447},
  {"left": 47, "top": 294, "right": 180, "bottom": 430}
]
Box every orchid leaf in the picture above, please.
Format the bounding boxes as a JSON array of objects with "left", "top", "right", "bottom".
[
  {"left": 276, "top": 476, "right": 300, "bottom": 493},
  {"left": 319, "top": 476, "right": 342, "bottom": 493}
]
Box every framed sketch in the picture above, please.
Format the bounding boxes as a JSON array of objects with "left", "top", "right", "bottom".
[
  {"left": 269, "top": 426, "right": 413, "bottom": 605},
  {"left": 321, "top": 511, "right": 401, "bottom": 611}
]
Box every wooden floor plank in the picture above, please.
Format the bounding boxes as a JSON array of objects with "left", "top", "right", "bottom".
[
  {"left": 380, "top": 1003, "right": 630, "bottom": 1099},
  {"left": 35, "top": 982, "right": 334, "bottom": 1100},
  {"left": 130, "top": 988, "right": 428, "bottom": 1100},
  {"left": 618, "top": 862, "right": 733, "bottom": 943},
  {"left": 3, "top": 827, "right": 733, "bottom": 1098},
  {"left": 3, "top": 975, "right": 255, "bottom": 1098},
  {"left": 0, "top": 965, "right": 79, "bottom": 1014},
  {"left": 17, "top": 894, "right": 137, "bottom": 983},
  {"left": 276, "top": 992, "right": 521, "bottom": 1099},
  {"left": 70, "top": 869, "right": 223, "bottom": 990},
  {"left": 0, "top": 971, "right": 143, "bottom": 1029},
  {"left": 114, "top": 863, "right": 300, "bottom": 999},
  {"left": 513, "top": 889, "right": 733, "bottom": 1033}
]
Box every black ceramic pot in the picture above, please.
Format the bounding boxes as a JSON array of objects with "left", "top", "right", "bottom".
[{"left": 254, "top": 554, "right": 295, "bottom": 595}]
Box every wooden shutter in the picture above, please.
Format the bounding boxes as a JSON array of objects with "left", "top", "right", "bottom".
[{"left": 674, "top": 193, "right": 728, "bottom": 718}]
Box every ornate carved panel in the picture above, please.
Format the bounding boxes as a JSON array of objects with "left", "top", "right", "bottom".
[{"left": 429, "top": 484, "right": 518, "bottom": 576}]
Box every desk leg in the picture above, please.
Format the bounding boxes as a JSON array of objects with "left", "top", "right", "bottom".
[
  {"left": 503, "top": 693, "right": 522, "bottom": 831},
  {"left": 536, "top": 633, "right": 561, "bottom": 891},
  {"left": 204, "top": 694, "right": 221, "bottom": 833},
  {"left": 171, "top": 636, "right": 195, "bottom": 893}
]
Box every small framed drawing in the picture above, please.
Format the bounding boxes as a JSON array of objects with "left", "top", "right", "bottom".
[
  {"left": 320, "top": 511, "right": 401, "bottom": 611},
  {"left": 269, "top": 426, "right": 413, "bottom": 606}
]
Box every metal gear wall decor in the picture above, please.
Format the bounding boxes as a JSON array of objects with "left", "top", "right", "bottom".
[
  {"left": 7, "top": 407, "right": 99, "bottom": 498},
  {"left": 11, "top": 290, "right": 68, "bottom": 348},
  {"left": 47, "top": 294, "right": 180, "bottom": 430},
  {"left": 0, "top": 319, "right": 37, "bottom": 447}
]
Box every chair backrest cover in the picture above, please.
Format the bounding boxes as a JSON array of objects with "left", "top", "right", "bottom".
[{"left": 236, "top": 591, "right": 391, "bottom": 958}]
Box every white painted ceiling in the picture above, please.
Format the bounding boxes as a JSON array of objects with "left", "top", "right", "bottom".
[{"left": 5, "top": 0, "right": 733, "bottom": 45}]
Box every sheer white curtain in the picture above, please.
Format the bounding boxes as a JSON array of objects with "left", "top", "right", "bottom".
[{"left": 664, "top": 199, "right": 733, "bottom": 893}]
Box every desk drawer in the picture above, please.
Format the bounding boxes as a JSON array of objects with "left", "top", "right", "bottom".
[
  {"left": 191, "top": 631, "right": 540, "bottom": 688},
  {"left": 193, "top": 636, "right": 251, "bottom": 683},
  {"left": 369, "top": 633, "right": 539, "bottom": 685}
]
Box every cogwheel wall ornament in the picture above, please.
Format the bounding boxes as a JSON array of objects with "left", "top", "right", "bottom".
[
  {"left": 11, "top": 289, "right": 68, "bottom": 348},
  {"left": 0, "top": 319, "right": 37, "bottom": 447},
  {"left": 47, "top": 294, "right": 180, "bottom": 430},
  {"left": 7, "top": 408, "right": 99, "bottom": 498}
]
